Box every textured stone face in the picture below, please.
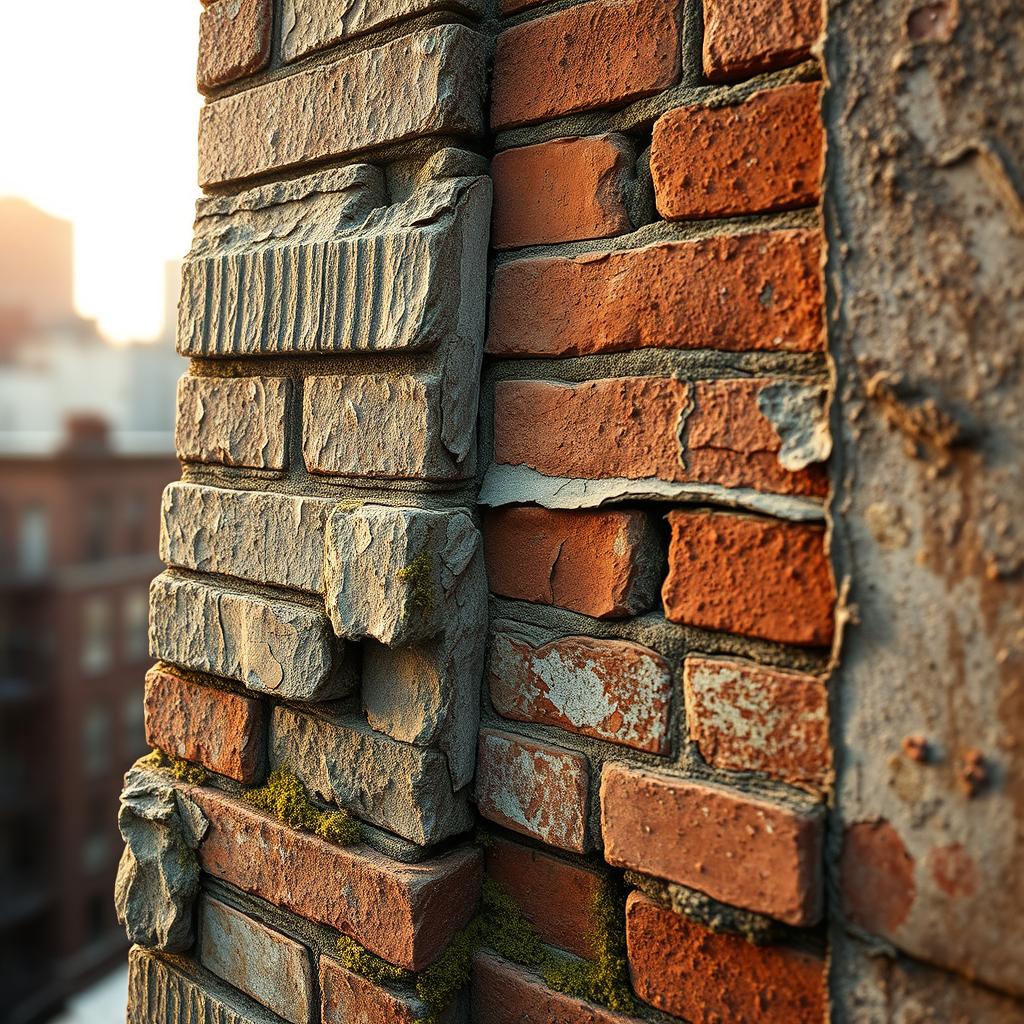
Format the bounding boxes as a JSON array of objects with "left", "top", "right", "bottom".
[
  {"left": 149, "top": 574, "right": 351, "bottom": 701},
  {"left": 702, "top": 0, "right": 821, "bottom": 81},
  {"left": 114, "top": 769, "right": 209, "bottom": 953},
  {"left": 270, "top": 706, "right": 473, "bottom": 846},
  {"left": 488, "top": 633, "right": 673, "bottom": 754},
  {"left": 197, "top": 0, "right": 272, "bottom": 92},
  {"left": 160, "top": 483, "right": 332, "bottom": 595},
  {"left": 198, "top": 26, "right": 487, "bottom": 186},
  {"left": 174, "top": 375, "right": 289, "bottom": 470},
  {"left": 198, "top": 897, "right": 314, "bottom": 1024}
]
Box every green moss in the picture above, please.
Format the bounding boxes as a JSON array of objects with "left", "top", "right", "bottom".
[
  {"left": 398, "top": 552, "right": 436, "bottom": 614},
  {"left": 337, "top": 935, "right": 413, "bottom": 985},
  {"left": 141, "top": 749, "right": 207, "bottom": 785},
  {"left": 244, "top": 766, "right": 360, "bottom": 845}
]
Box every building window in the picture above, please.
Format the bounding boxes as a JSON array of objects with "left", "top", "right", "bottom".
[
  {"left": 122, "top": 692, "right": 147, "bottom": 761},
  {"left": 17, "top": 504, "right": 48, "bottom": 576},
  {"left": 81, "top": 596, "right": 113, "bottom": 675},
  {"left": 84, "top": 495, "right": 110, "bottom": 562},
  {"left": 123, "top": 493, "right": 147, "bottom": 554},
  {"left": 83, "top": 704, "right": 110, "bottom": 778},
  {"left": 123, "top": 588, "right": 149, "bottom": 662}
]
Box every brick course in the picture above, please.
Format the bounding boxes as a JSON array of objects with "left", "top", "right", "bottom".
[
  {"left": 197, "top": 0, "right": 272, "bottom": 93},
  {"left": 703, "top": 0, "right": 822, "bottom": 81}
]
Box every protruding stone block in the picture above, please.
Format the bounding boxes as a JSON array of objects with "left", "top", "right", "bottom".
[{"left": 149, "top": 574, "right": 352, "bottom": 701}]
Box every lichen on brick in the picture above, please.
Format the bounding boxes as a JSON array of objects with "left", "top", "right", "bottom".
[
  {"left": 244, "top": 765, "right": 360, "bottom": 845},
  {"left": 398, "top": 551, "right": 437, "bottom": 614}
]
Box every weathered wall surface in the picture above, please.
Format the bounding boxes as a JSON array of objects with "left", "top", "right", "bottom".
[{"left": 825, "top": 0, "right": 1024, "bottom": 1013}]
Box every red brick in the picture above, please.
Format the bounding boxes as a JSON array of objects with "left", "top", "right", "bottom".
[
  {"left": 476, "top": 730, "right": 590, "bottom": 853},
  {"left": 663, "top": 510, "right": 835, "bottom": 647},
  {"left": 320, "top": 956, "right": 439, "bottom": 1024},
  {"left": 625, "top": 893, "right": 826, "bottom": 1022},
  {"left": 472, "top": 951, "right": 641, "bottom": 1024},
  {"left": 494, "top": 377, "right": 828, "bottom": 498},
  {"left": 483, "top": 507, "right": 660, "bottom": 619},
  {"left": 492, "top": 136, "right": 632, "bottom": 250},
  {"left": 144, "top": 667, "right": 265, "bottom": 784},
  {"left": 491, "top": 0, "right": 680, "bottom": 129},
  {"left": 488, "top": 633, "right": 672, "bottom": 754},
  {"left": 184, "top": 785, "right": 481, "bottom": 970},
  {"left": 488, "top": 229, "right": 823, "bottom": 358},
  {"left": 600, "top": 763, "right": 824, "bottom": 925},
  {"left": 703, "top": 0, "right": 822, "bottom": 81},
  {"left": 683, "top": 655, "right": 830, "bottom": 790},
  {"left": 651, "top": 83, "right": 823, "bottom": 220},
  {"left": 485, "top": 837, "right": 606, "bottom": 959},
  {"left": 197, "top": 0, "right": 272, "bottom": 93}
]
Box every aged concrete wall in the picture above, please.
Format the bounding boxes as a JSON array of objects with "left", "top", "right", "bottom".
[{"left": 825, "top": 0, "right": 1024, "bottom": 1013}]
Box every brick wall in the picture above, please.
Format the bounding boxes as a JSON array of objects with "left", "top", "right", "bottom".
[{"left": 116, "top": 0, "right": 1023, "bottom": 1021}]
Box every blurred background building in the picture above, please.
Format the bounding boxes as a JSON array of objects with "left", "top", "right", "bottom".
[{"left": 0, "top": 198, "right": 180, "bottom": 1023}]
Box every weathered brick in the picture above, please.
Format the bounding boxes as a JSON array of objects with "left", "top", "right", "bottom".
[
  {"left": 472, "top": 951, "right": 641, "bottom": 1023},
  {"left": 600, "top": 763, "right": 824, "bottom": 925},
  {"left": 270, "top": 705, "right": 473, "bottom": 847},
  {"left": 491, "top": 0, "right": 680, "bottom": 130},
  {"left": 476, "top": 729, "right": 590, "bottom": 853},
  {"left": 488, "top": 633, "right": 672, "bottom": 754},
  {"left": 491, "top": 136, "right": 632, "bottom": 249},
  {"left": 482, "top": 507, "right": 661, "bottom": 619},
  {"left": 651, "top": 83, "right": 823, "bottom": 220},
  {"left": 198, "top": 0, "right": 272, "bottom": 92},
  {"left": 663, "top": 510, "right": 835, "bottom": 646},
  {"left": 625, "top": 893, "right": 826, "bottom": 1022},
  {"left": 198, "top": 897, "right": 313, "bottom": 1024},
  {"left": 703, "top": 0, "right": 822, "bottom": 81},
  {"left": 160, "top": 482, "right": 332, "bottom": 595},
  {"left": 494, "top": 377, "right": 828, "bottom": 498},
  {"left": 488, "top": 229, "right": 823, "bottom": 357},
  {"left": 485, "top": 837, "right": 606, "bottom": 958},
  {"left": 281, "top": 0, "right": 484, "bottom": 63},
  {"left": 199, "top": 25, "right": 486, "bottom": 186},
  {"left": 175, "top": 375, "right": 288, "bottom": 471},
  {"left": 144, "top": 667, "right": 265, "bottom": 784},
  {"left": 148, "top": 574, "right": 352, "bottom": 702},
  {"left": 186, "top": 784, "right": 482, "bottom": 970},
  {"left": 684, "top": 655, "right": 830, "bottom": 790},
  {"left": 320, "top": 956, "right": 442, "bottom": 1024}
]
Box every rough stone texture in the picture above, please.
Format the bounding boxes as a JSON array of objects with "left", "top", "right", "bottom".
[
  {"left": 356, "top": 511, "right": 488, "bottom": 789},
  {"left": 683, "top": 655, "right": 830, "bottom": 791},
  {"left": 626, "top": 893, "right": 826, "bottom": 1023},
  {"left": 490, "top": 0, "right": 681, "bottom": 130},
  {"left": 494, "top": 377, "right": 828, "bottom": 498},
  {"left": 114, "top": 768, "right": 209, "bottom": 953},
  {"left": 160, "top": 482, "right": 332, "bottom": 595},
  {"left": 651, "top": 83, "right": 823, "bottom": 220},
  {"left": 198, "top": 897, "right": 313, "bottom": 1024},
  {"left": 601, "top": 763, "right": 824, "bottom": 926},
  {"left": 472, "top": 952, "right": 641, "bottom": 1024},
  {"left": 270, "top": 705, "right": 473, "bottom": 846},
  {"left": 488, "top": 632, "right": 672, "bottom": 754},
  {"left": 491, "top": 136, "right": 633, "bottom": 249},
  {"left": 144, "top": 667, "right": 266, "bottom": 784},
  {"left": 483, "top": 507, "right": 662, "bottom": 619},
  {"left": 197, "top": 0, "right": 272, "bottom": 92},
  {"left": 485, "top": 837, "right": 606, "bottom": 959},
  {"left": 827, "top": 0, "right": 1024, "bottom": 999},
  {"left": 662, "top": 510, "right": 835, "bottom": 646},
  {"left": 198, "top": 25, "right": 486, "bottom": 186},
  {"left": 703, "top": 0, "right": 821, "bottom": 81},
  {"left": 187, "top": 784, "right": 482, "bottom": 970},
  {"left": 281, "top": 0, "right": 484, "bottom": 63},
  {"left": 488, "top": 228, "right": 823, "bottom": 357},
  {"left": 320, "top": 956, "right": 441, "bottom": 1024},
  {"left": 475, "top": 729, "right": 590, "bottom": 853},
  {"left": 149, "top": 574, "right": 351, "bottom": 702},
  {"left": 128, "top": 947, "right": 286, "bottom": 1024},
  {"left": 174, "top": 375, "right": 288, "bottom": 471}
]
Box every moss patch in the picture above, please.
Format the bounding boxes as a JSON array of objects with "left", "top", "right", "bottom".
[
  {"left": 336, "top": 935, "right": 413, "bottom": 986},
  {"left": 398, "top": 552, "right": 437, "bottom": 614},
  {"left": 141, "top": 749, "right": 208, "bottom": 785},
  {"left": 244, "top": 766, "right": 360, "bottom": 845}
]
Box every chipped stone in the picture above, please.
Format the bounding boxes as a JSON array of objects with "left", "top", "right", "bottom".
[{"left": 757, "top": 380, "right": 832, "bottom": 471}]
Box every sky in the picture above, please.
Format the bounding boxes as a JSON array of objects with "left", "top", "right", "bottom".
[{"left": 0, "top": 4, "right": 201, "bottom": 342}]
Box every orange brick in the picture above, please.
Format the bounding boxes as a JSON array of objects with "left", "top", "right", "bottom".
[
  {"left": 662, "top": 510, "right": 835, "bottom": 646},
  {"left": 488, "top": 229, "right": 823, "bottom": 358},
  {"left": 703, "top": 0, "right": 822, "bottom": 81},
  {"left": 197, "top": 0, "right": 272, "bottom": 93},
  {"left": 651, "top": 83, "right": 823, "bottom": 220},
  {"left": 626, "top": 893, "right": 826, "bottom": 1022},
  {"left": 491, "top": 0, "right": 680, "bottom": 129},
  {"left": 601, "top": 763, "right": 824, "bottom": 925}
]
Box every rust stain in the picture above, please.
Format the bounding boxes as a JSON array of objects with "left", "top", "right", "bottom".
[
  {"left": 840, "top": 820, "right": 916, "bottom": 936},
  {"left": 928, "top": 843, "right": 978, "bottom": 898}
]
